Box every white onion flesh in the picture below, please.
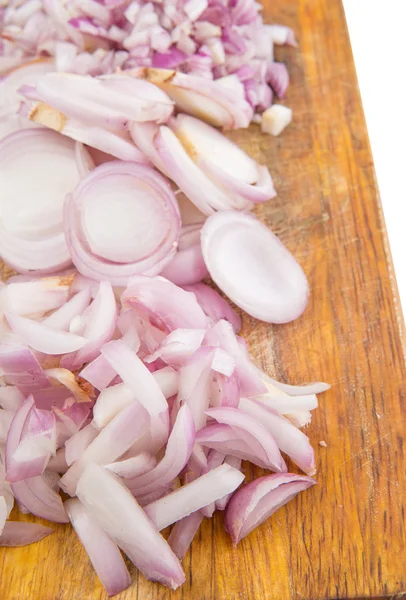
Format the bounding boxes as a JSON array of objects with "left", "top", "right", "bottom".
[{"left": 201, "top": 211, "right": 309, "bottom": 323}]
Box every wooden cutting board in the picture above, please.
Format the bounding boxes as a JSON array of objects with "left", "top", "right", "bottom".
[{"left": 1, "top": 0, "right": 405, "bottom": 598}]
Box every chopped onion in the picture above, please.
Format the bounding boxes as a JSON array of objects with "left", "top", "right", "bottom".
[
  {"left": 76, "top": 463, "right": 186, "bottom": 589},
  {"left": 36, "top": 72, "right": 174, "bottom": 129},
  {"left": 201, "top": 211, "right": 309, "bottom": 323},
  {"left": 106, "top": 453, "right": 157, "bottom": 479},
  {"left": 144, "top": 463, "right": 245, "bottom": 530},
  {"left": 126, "top": 404, "right": 194, "bottom": 497},
  {"left": 65, "top": 498, "right": 131, "bottom": 597},
  {"left": 239, "top": 398, "right": 316, "bottom": 475},
  {"left": 60, "top": 400, "right": 150, "bottom": 496},
  {"left": 0, "top": 521, "right": 54, "bottom": 547},
  {"left": 225, "top": 473, "right": 315, "bottom": 545},
  {"left": 183, "top": 283, "right": 242, "bottom": 333},
  {"left": 160, "top": 224, "right": 209, "bottom": 286},
  {"left": 121, "top": 275, "right": 208, "bottom": 331},
  {"left": 167, "top": 511, "right": 204, "bottom": 559},
  {"left": 5, "top": 313, "right": 87, "bottom": 354}
]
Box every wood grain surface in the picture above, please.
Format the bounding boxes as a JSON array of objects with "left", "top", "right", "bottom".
[{"left": 1, "top": 0, "right": 405, "bottom": 598}]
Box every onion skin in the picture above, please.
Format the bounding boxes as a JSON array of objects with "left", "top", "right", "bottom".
[{"left": 224, "top": 473, "right": 316, "bottom": 545}]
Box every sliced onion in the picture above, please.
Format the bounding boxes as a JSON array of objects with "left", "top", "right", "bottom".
[
  {"left": 52, "top": 398, "right": 90, "bottom": 446},
  {"left": 101, "top": 340, "right": 168, "bottom": 417},
  {"left": 133, "top": 68, "right": 252, "bottom": 129},
  {"left": 225, "top": 473, "right": 315, "bottom": 545},
  {"left": 152, "top": 366, "right": 179, "bottom": 398},
  {"left": 10, "top": 476, "right": 68, "bottom": 523},
  {"left": 196, "top": 423, "right": 271, "bottom": 467},
  {"left": 0, "top": 386, "right": 25, "bottom": 412},
  {"left": 92, "top": 382, "right": 135, "bottom": 429},
  {"left": 0, "top": 59, "right": 53, "bottom": 118},
  {"left": 205, "top": 319, "right": 266, "bottom": 396},
  {"left": 261, "top": 373, "right": 331, "bottom": 397},
  {"left": 64, "top": 162, "right": 181, "bottom": 285},
  {"left": 74, "top": 140, "right": 95, "bottom": 177},
  {"left": 65, "top": 498, "right": 131, "bottom": 597},
  {"left": 200, "top": 449, "right": 226, "bottom": 517},
  {"left": 205, "top": 407, "right": 286, "bottom": 472},
  {"left": 121, "top": 275, "right": 208, "bottom": 331},
  {"left": 79, "top": 354, "right": 117, "bottom": 391},
  {"left": 129, "top": 120, "right": 169, "bottom": 175},
  {"left": 201, "top": 211, "right": 309, "bottom": 324},
  {"left": 0, "top": 521, "right": 54, "bottom": 547},
  {"left": 126, "top": 404, "right": 194, "bottom": 496},
  {"left": 0, "top": 343, "right": 49, "bottom": 392},
  {"left": 62, "top": 281, "right": 117, "bottom": 369},
  {"left": 167, "top": 511, "right": 204, "bottom": 559},
  {"left": 0, "top": 128, "right": 80, "bottom": 273},
  {"left": 27, "top": 101, "right": 150, "bottom": 163},
  {"left": 36, "top": 72, "right": 174, "bottom": 129},
  {"left": 178, "top": 347, "right": 216, "bottom": 430},
  {"left": 106, "top": 452, "right": 157, "bottom": 479},
  {"left": 145, "top": 328, "right": 206, "bottom": 367},
  {"left": 0, "top": 276, "right": 72, "bottom": 318},
  {"left": 252, "top": 392, "right": 318, "bottom": 414},
  {"left": 60, "top": 400, "right": 149, "bottom": 496},
  {"left": 144, "top": 463, "right": 245, "bottom": 530},
  {"left": 42, "top": 288, "right": 91, "bottom": 330},
  {"left": 183, "top": 283, "right": 241, "bottom": 333},
  {"left": 239, "top": 398, "right": 316, "bottom": 475},
  {"left": 160, "top": 224, "right": 209, "bottom": 286},
  {"left": 64, "top": 423, "right": 98, "bottom": 466},
  {"left": 5, "top": 313, "right": 87, "bottom": 354},
  {"left": 0, "top": 411, "right": 15, "bottom": 445},
  {"left": 216, "top": 455, "right": 242, "bottom": 510},
  {"left": 76, "top": 463, "right": 186, "bottom": 589},
  {"left": 7, "top": 397, "right": 56, "bottom": 482},
  {"left": 154, "top": 125, "right": 233, "bottom": 215}
]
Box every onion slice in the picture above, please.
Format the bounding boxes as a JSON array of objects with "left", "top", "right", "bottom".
[
  {"left": 0, "top": 522, "right": 54, "bottom": 547},
  {"left": 160, "top": 224, "right": 209, "bottom": 286},
  {"left": 121, "top": 276, "right": 208, "bottom": 331},
  {"left": 132, "top": 68, "right": 252, "bottom": 129},
  {"left": 60, "top": 400, "right": 150, "bottom": 496},
  {"left": 101, "top": 340, "right": 168, "bottom": 416},
  {"left": 36, "top": 72, "right": 174, "bottom": 129},
  {"left": 76, "top": 463, "right": 186, "bottom": 589},
  {"left": 225, "top": 473, "right": 316, "bottom": 545},
  {"left": 65, "top": 498, "right": 131, "bottom": 597},
  {"left": 201, "top": 211, "right": 309, "bottom": 323},
  {"left": 126, "top": 404, "right": 195, "bottom": 496},
  {"left": 5, "top": 313, "right": 87, "bottom": 354},
  {"left": 64, "top": 162, "right": 181, "bottom": 285},
  {"left": 144, "top": 463, "right": 245, "bottom": 530},
  {"left": 167, "top": 511, "right": 204, "bottom": 560},
  {"left": 239, "top": 398, "right": 316, "bottom": 475},
  {"left": 183, "top": 283, "right": 242, "bottom": 333}
]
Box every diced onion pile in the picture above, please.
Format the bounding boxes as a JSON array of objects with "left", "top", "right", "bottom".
[
  {"left": 0, "top": 2, "right": 327, "bottom": 597},
  {"left": 1, "top": 0, "right": 295, "bottom": 123}
]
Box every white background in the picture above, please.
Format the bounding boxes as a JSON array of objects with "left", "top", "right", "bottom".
[{"left": 342, "top": 1, "right": 406, "bottom": 314}]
